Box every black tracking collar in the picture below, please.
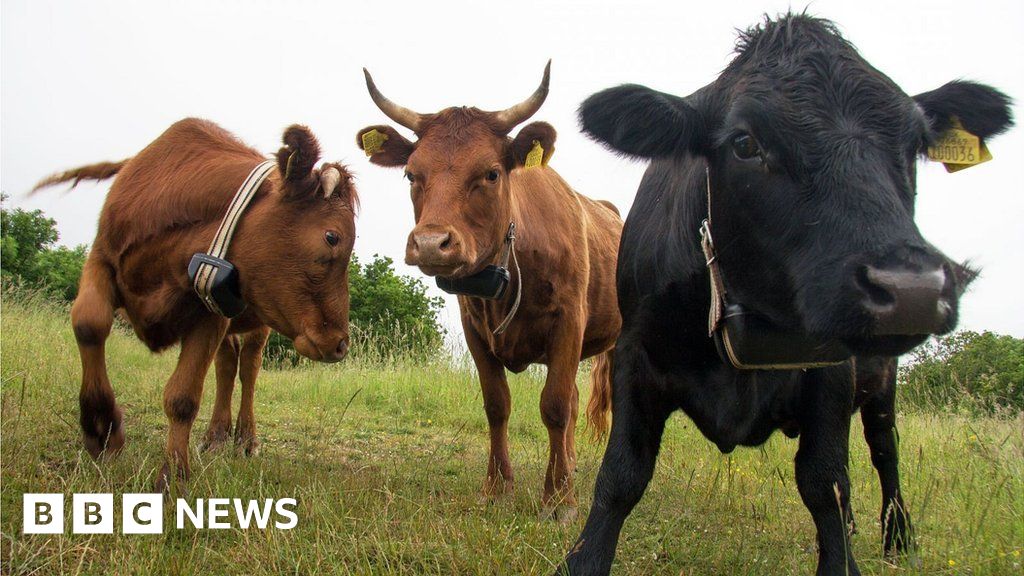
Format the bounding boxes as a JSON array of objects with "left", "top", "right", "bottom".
[{"left": 435, "top": 222, "right": 522, "bottom": 335}]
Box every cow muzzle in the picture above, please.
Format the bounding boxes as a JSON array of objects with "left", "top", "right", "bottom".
[
  {"left": 293, "top": 330, "right": 350, "bottom": 363},
  {"left": 405, "top": 226, "right": 468, "bottom": 277},
  {"left": 855, "top": 264, "right": 952, "bottom": 335}
]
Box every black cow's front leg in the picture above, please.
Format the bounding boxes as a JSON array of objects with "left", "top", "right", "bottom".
[
  {"left": 795, "top": 366, "right": 860, "bottom": 576},
  {"left": 859, "top": 359, "right": 913, "bottom": 555},
  {"left": 562, "top": 350, "right": 671, "bottom": 575}
]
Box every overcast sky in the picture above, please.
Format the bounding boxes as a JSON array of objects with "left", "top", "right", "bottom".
[{"left": 3, "top": 0, "right": 1022, "bottom": 342}]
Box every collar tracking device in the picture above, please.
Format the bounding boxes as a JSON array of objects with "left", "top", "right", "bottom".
[
  {"left": 435, "top": 222, "right": 522, "bottom": 335},
  {"left": 188, "top": 160, "right": 276, "bottom": 318},
  {"left": 700, "top": 168, "right": 851, "bottom": 370},
  {"left": 436, "top": 265, "right": 510, "bottom": 300}
]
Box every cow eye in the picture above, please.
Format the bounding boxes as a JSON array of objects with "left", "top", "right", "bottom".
[
  {"left": 731, "top": 133, "right": 761, "bottom": 161},
  {"left": 404, "top": 171, "right": 415, "bottom": 183},
  {"left": 485, "top": 169, "right": 500, "bottom": 183},
  {"left": 324, "top": 231, "right": 340, "bottom": 247}
]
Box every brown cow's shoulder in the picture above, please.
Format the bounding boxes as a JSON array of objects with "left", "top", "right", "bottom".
[
  {"left": 87, "top": 118, "right": 273, "bottom": 349},
  {"left": 460, "top": 166, "right": 621, "bottom": 368}
]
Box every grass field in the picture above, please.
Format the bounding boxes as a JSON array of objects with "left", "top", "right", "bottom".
[{"left": 2, "top": 291, "right": 1022, "bottom": 575}]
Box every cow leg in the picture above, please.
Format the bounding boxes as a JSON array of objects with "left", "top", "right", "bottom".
[
  {"left": 796, "top": 367, "right": 860, "bottom": 576},
  {"left": 562, "top": 348, "right": 670, "bottom": 575},
  {"left": 567, "top": 384, "right": 579, "bottom": 471},
  {"left": 155, "top": 317, "right": 228, "bottom": 492},
  {"left": 200, "top": 334, "right": 240, "bottom": 451},
  {"left": 234, "top": 326, "right": 270, "bottom": 456},
  {"left": 539, "top": 319, "right": 586, "bottom": 524},
  {"left": 464, "top": 321, "right": 514, "bottom": 499},
  {"left": 860, "top": 360, "right": 913, "bottom": 555},
  {"left": 72, "top": 258, "right": 125, "bottom": 459}
]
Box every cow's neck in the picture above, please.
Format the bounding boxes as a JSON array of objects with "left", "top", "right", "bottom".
[
  {"left": 467, "top": 201, "right": 525, "bottom": 334},
  {"left": 627, "top": 156, "right": 722, "bottom": 370},
  {"left": 462, "top": 172, "right": 564, "bottom": 338}
]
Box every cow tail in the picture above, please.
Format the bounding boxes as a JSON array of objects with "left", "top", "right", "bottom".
[
  {"left": 585, "top": 348, "right": 614, "bottom": 442},
  {"left": 30, "top": 159, "right": 130, "bottom": 194}
]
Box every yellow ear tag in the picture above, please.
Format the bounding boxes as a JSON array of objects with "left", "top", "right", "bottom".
[
  {"left": 361, "top": 129, "right": 388, "bottom": 157},
  {"left": 927, "top": 118, "right": 991, "bottom": 173},
  {"left": 524, "top": 140, "right": 544, "bottom": 169}
]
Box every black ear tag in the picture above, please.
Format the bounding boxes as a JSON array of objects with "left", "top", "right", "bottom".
[
  {"left": 188, "top": 253, "right": 246, "bottom": 317},
  {"left": 436, "top": 265, "right": 510, "bottom": 299}
]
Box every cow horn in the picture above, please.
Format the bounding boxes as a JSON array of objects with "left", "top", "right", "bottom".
[
  {"left": 491, "top": 60, "right": 551, "bottom": 133},
  {"left": 320, "top": 166, "right": 341, "bottom": 198},
  {"left": 363, "top": 68, "right": 424, "bottom": 133}
]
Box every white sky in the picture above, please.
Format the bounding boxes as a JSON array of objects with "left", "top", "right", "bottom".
[{"left": 3, "top": 0, "right": 1022, "bottom": 341}]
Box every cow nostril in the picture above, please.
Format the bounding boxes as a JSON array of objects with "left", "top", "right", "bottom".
[
  {"left": 857, "top": 264, "right": 948, "bottom": 335},
  {"left": 439, "top": 233, "right": 452, "bottom": 251},
  {"left": 856, "top": 266, "right": 896, "bottom": 308},
  {"left": 335, "top": 339, "right": 349, "bottom": 359}
]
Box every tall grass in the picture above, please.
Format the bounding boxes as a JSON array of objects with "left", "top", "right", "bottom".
[
  {"left": 264, "top": 320, "right": 456, "bottom": 370},
  {"left": 2, "top": 286, "right": 1022, "bottom": 575}
]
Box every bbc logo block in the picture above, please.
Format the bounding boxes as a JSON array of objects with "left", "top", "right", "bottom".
[
  {"left": 24, "top": 493, "right": 163, "bottom": 535},
  {"left": 23, "top": 494, "right": 64, "bottom": 534},
  {"left": 123, "top": 493, "right": 163, "bottom": 534},
  {"left": 73, "top": 493, "right": 114, "bottom": 534}
]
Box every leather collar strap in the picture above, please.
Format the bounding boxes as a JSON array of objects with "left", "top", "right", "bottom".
[
  {"left": 700, "top": 166, "right": 726, "bottom": 337},
  {"left": 699, "top": 166, "right": 848, "bottom": 370},
  {"left": 193, "top": 160, "right": 276, "bottom": 315},
  {"left": 492, "top": 222, "right": 522, "bottom": 336}
]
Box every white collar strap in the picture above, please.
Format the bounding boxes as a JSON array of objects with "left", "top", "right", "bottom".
[{"left": 191, "top": 159, "right": 276, "bottom": 316}]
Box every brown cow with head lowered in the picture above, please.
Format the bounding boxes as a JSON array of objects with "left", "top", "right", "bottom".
[
  {"left": 33, "top": 118, "right": 358, "bottom": 490},
  {"left": 356, "top": 62, "right": 622, "bottom": 522}
]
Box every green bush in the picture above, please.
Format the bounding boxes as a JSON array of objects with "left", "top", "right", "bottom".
[
  {"left": 262, "top": 254, "right": 445, "bottom": 366},
  {"left": 0, "top": 194, "right": 87, "bottom": 301},
  {"left": 899, "top": 330, "right": 1024, "bottom": 416}
]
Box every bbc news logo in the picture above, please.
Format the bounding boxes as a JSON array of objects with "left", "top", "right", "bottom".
[{"left": 23, "top": 494, "right": 298, "bottom": 534}]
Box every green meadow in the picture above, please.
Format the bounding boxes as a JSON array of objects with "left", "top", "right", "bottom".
[{"left": 2, "top": 289, "right": 1021, "bottom": 575}]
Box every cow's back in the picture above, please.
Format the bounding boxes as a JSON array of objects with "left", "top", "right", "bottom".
[{"left": 96, "top": 118, "right": 265, "bottom": 258}]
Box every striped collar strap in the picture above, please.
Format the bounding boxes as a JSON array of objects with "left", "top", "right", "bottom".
[{"left": 192, "top": 160, "right": 276, "bottom": 315}]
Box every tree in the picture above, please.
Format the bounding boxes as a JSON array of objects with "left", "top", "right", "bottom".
[
  {"left": 1, "top": 194, "right": 87, "bottom": 300},
  {"left": 899, "top": 330, "right": 1024, "bottom": 415},
  {"left": 264, "top": 254, "right": 446, "bottom": 364},
  {"left": 34, "top": 245, "right": 89, "bottom": 301}
]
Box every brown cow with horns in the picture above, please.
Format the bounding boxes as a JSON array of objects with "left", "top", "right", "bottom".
[
  {"left": 33, "top": 119, "right": 358, "bottom": 490},
  {"left": 356, "top": 62, "right": 622, "bottom": 521}
]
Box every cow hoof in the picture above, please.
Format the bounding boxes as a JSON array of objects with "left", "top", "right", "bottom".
[
  {"left": 480, "top": 478, "right": 514, "bottom": 504},
  {"left": 539, "top": 504, "right": 578, "bottom": 525},
  {"left": 199, "top": 426, "right": 231, "bottom": 452},
  {"left": 82, "top": 407, "right": 126, "bottom": 460},
  {"left": 153, "top": 464, "right": 171, "bottom": 494},
  {"left": 153, "top": 463, "right": 190, "bottom": 495},
  {"left": 477, "top": 489, "right": 514, "bottom": 506},
  {"left": 235, "top": 434, "right": 260, "bottom": 457}
]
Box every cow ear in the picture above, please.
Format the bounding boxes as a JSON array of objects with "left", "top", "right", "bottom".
[
  {"left": 276, "top": 124, "right": 322, "bottom": 197},
  {"left": 507, "top": 122, "right": 557, "bottom": 170},
  {"left": 579, "top": 84, "right": 707, "bottom": 159},
  {"left": 913, "top": 81, "right": 1013, "bottom": 143},
  {"left": 355, "top": 125, "right": 415, "bottom": 167}
]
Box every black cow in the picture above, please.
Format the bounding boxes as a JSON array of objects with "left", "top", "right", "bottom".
[{"left": 562, "top": 14, "right": 1012, "bottom": 576}]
